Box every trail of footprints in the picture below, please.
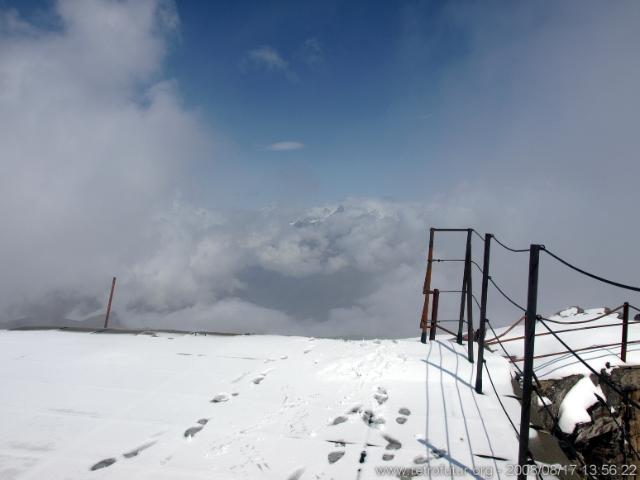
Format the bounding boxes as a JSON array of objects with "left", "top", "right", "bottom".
[
  {"left": 89, "top": 341, "right": 440, "bottom": 476},
  {"left": 90, "top": 441, "right": 158, "bottom": 471},
  {"left": 89, "top": 347, "right": 293, "bottom": 472},
  {"left": 326, "top": 386, "right": 412, "bottom": 466}
]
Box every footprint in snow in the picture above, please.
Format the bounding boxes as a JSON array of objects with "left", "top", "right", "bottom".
[
  {"left": 123, "top": 441, "right": 156, "bottom": 458},
  {"left": 381, "top": 434, "right": 401, "bottom": 450},
  {"left": 374, "top": 386, "right": 388, "bottom": 405},
  {"left": 330, "top": 415, "right": 348, "bottom": 426},
  {"left": 184, "top": 426, "right": 203, "bottom": 439},
  {"left": 90, "top": 458, "right": 116, "bottom": 471},
  {"left": 328, "top": 450, "right": 345, "bottom": 464},
  {"left": 252, "top": 370, "right": 272, "bottom": 384},
  {"left": 184, "top": 418, "right": 210, "bottom": 439},
  {"left": 90, "top": 439, "right": 159, "bottom": 470},
  {"left": 396, "top": 407, "right": 411, "bottom": 424},
  {"left": 414, "top": 455, "right": 429, "bottom": 464},
  {"left": 382, "top": 453, "right": 394, "bottom": 461},
  {"left": 211, "top": 393, "right": 230, "bottom": 403},
  {"left": 361, "top": 410, "right": 385, "bottom": 427}
]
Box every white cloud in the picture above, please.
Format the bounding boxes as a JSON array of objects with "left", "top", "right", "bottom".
[
  {"left": 243, "top": 39, "right": 324, "bottom": 81},
  {"left": 243, "top": 45, "right": 297, "bottom": 80},
  {"left": 3, "top": 1, "right": 640, "bottom": 339},
  {"left": 265, "top": 141, "right": 305, "bottom": 151},
  {"left": 297, "top": 37, "right": 324, "bottom": 66},
  {"left": 116, "top": 198, "right": 433, "bottom": 336},
  {"left": 0, "top": 0, "right": 210, "bottom": 320}
]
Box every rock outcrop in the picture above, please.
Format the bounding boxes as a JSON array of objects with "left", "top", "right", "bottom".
[{"left": 534, "top": 366, "right": 640, "bottom": 478}]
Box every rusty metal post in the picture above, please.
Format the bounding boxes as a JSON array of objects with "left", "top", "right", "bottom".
[
  {"left": 457, "top": 230, "right": 471, "bottom": 345},
  {"left": 622, "top": 302, "right": 630, "bottom": 362},
  {"left": 517, "top": 245, "right": 541, "bottom": 480},
  {"left": 429, "top": 289, "right": 440, "bottom": 341},
  {"left": 104, "top": 276, "right": 116, "bottom": 329},
  {"left": 420, "top": 228, "right": 435, "bottom": 344},
  {"left": 475, "top": 233, "right": 492, "bottom": 392}
]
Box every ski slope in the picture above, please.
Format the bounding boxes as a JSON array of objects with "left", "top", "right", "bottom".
[{"left": 0, "top": 329, "right": 520, "bottom": 480}]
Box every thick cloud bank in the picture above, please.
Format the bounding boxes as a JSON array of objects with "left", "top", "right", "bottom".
[
  {"left": 2, "top": 1, "right": 640, "bottom": 337},
  {"left": 0, "top": 1, "right": 430, "bottom": 337},
  {"left": 0, "top": 0, "right": 207, "bottom": 325}
]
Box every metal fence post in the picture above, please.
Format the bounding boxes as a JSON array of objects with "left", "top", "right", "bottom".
[
  {"left": 622, "top": 302, "right": 629, "bottom": 362},
  {"left": 466, "top": 230, "right": 474, "bottom": 363},
  {"left": 475, "top": 233, "right": 492, "bottom": 393},
  {"left": 420, "top": 228, "right": 435, "bottom": 344},
  {"left": 517, "top": 245, "right": 540, "bottom": 480},
  {"left": 457, "top": 230, "right": 472, "bottom": 345},
  {"left": 429, "top": 289, "right": 440, "bottom": 341},
  {"left": 104, "top": 276, "right": 117, "bottom": 329}
]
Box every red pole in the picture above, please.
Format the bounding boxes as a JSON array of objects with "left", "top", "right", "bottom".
[
  {"left": 420, "top": 228, "right": 435, "bottom": 343},
  {"left": 104, "top": 276, "right": 116, "bottom": 329},
  {"left": 621, "top": 302, "right": 629, "bottom": 362}
]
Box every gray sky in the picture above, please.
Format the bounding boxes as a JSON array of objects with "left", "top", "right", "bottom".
[{"left": 1, "top": 0, "right": 639, "bottom": 337}]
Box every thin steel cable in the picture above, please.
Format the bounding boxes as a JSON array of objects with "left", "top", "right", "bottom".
[
  {"left": 471, "top": 293, "right": 482, "bottom": 310},
  {"left": 483, "top": 361, "right": 519, "bottom": 434},
  {"left": 593, "top": 393, "right": 640, "bottom": 462},
  {"left": 471, "top": 260, "right": 483, "bottom": 274},
  {"left": 486, "top": 320, "right": 523, "bottom": 375},
  {"left": 539, "top": 306, "right": 623, "bottom": 325},
  {"left": 485, "top": 316, "right": 525, "bottom": 345},
  {"left": 488, "top": 277, "right": 527, "bottom": 312},
  {"left": 492, "top": 235, "right": 530, "bottom": 253},
  {"left": 432, "top": 258, "right": 484, "bottom": 274},
  {"left": 542, "top": 247, "right": 640, "bottom": 292},
  {"left": 486, "top": 322, "right": 593, "bottom": 475},
  {"left": 483, "top": 362, "right": 544, "bottom": 479},
  {"left": 538, "top": 318, "right": 640, "bottom": 411},
  {"left": 492, "top": 321, "right": 629, "bottom": 345},
  {"left": 471, "top": 229, "right": 486, "bottom": 242}
]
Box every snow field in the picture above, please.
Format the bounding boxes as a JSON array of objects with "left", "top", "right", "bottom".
[{"left": 0, "top": 329, "right": 523, "bottom": 479}]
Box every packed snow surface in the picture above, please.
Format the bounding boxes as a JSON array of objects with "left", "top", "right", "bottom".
[{"left": 0, "top": 329, "right": 521, "bottom": 479}]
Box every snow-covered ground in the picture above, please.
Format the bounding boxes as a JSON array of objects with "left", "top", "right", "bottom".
[
  {"left": 486, "top": 307, "right": 640, "bottom": 435},
  {"left": 487, "top": 307, "right": 640, "bottom": 379},
  {"left": 0, "top": 329, "right": 520, "bottom": 480}
]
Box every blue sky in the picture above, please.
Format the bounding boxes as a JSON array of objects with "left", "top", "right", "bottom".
[
  {"left": 167, "top": 0, "right": 471, "bottom": 206},
  {"left": 4, "top": 0, "right": 618, "bottom": 208}
]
